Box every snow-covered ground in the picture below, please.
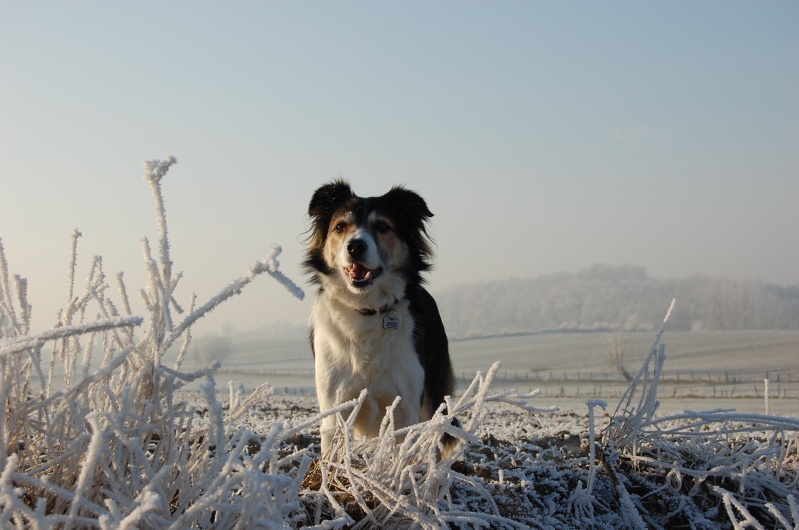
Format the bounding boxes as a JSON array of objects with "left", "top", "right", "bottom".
[
  {"left": 177, "top": 369, "right": 798, "bottom": 529},
  {"left": 205, "top": 328, "right": 799, "bottom": 418}
]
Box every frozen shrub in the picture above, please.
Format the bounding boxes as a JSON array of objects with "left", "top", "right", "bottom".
[
  {"left": 303, "top": 363, "right": 553, "bottom": 529},
  {"left": 594, "top": 299, "right": 799, "bottom": 529},
  {"left": 0, "top": 157, "right": 305, "bottom": 528}
]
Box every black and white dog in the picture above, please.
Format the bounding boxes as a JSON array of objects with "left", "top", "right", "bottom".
[{"left": 305, "top": 180, "right": 457, "bottom": 454}]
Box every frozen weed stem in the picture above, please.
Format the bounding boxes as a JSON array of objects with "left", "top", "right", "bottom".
[
  {"left": 0, "top": 157, "right": 305, "bottom": 528},
  {"left": 596, "top": 299, "right": 799, "bottom": 529},
  {"left": 304, "top": 361, "right": 553, "bottom": 529}
]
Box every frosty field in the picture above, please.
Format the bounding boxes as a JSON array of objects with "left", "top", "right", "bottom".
[
  {"left": 208, "top": 329, "right": 799, "bottom": 417},
  {"left": 2, "top": 159, "right": 797, "bottom": 528}
]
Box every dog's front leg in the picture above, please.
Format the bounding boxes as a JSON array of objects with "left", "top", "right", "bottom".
[{"left": 319, "top": 414, "right": 336, "bottom": 455}]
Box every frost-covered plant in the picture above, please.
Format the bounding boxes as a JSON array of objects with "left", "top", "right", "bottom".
[
  {"left": 5, "top": 160, "right": 798, "bottom": 529},
  {"left": 304, "top": 362, "right": 554, "bottom": 529},
  {"left": 593, "top": 299, "right": 799, "bottom": 529},
  {"left": 0, "top": 157, "right": 306, "bottom": 528},
  {"left": 0, "top": 157, "right": 559, "bottom": 529}
]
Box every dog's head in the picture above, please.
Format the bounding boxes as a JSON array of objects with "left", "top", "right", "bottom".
[{"left": 305, "top": 180, "right": 434, "bottom": 302}]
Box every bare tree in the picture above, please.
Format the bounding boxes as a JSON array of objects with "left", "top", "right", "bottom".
[
  {"left": 603, "top": 330, "right": 633, "bottom": 382},
  {"left": 193, "top": 334, "right": 233, "bottom": 366}
]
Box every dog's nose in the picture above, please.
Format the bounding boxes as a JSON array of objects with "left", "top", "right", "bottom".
[{"left": 347, "top": 239, "right": 367, "bottom": 257}]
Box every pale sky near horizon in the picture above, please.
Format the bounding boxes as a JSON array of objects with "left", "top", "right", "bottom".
[{"left": 1, "top": 1, "right": 797, "bottom": 336}]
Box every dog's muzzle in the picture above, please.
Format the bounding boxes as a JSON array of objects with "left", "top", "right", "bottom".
[
  {"left": 344, "top": 238, "right": 382, "bottom": 287},
  {"left": 344, "top": 262, "right": 383, "bottom": 287}
]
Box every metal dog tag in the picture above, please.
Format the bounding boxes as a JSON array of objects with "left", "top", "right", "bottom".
[{"left": 382, "top": 310, "right": 400, "bottom": 330}]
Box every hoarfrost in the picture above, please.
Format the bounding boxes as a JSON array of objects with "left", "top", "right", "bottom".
[{"left": 1, "top": 161, "right": 797, "bottom": 529}]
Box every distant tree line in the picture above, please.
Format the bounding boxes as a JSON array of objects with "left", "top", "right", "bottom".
[{"left": 435, "top": 264, "right": 799, "bottom": 338}]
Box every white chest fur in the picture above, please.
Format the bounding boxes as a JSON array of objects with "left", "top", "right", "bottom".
[{"left": 311, "top": 295, "right": 424, "bottom": 451}]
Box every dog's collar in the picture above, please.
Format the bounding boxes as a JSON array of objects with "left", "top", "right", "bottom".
[{"left": 357, "top": 296, "right": 398, "bottom": 316}]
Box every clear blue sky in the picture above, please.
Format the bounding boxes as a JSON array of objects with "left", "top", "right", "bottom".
[{"left": 2, "top": 1, "right": 797, "bottom": 335}]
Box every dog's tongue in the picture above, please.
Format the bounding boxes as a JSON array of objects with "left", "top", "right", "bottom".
[{"left": 350, "top": 263, "right": 369, "bottom": 280}]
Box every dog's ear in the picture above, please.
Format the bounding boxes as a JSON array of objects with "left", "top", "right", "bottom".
[
  {"left": 384, "top": 186, "right": 433, "bottom": 225},
  {"left": 308, "top": 179, "right": 355, "bottom": 218},
  {"left": 305, "top": 180, "right": 355, "bottom": 269},
  {"left": 384, "top": 186, "right": 435, "bottom": 270}
]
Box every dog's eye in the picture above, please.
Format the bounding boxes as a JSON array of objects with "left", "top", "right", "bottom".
[
  {"left": 375, "top": 221, "right": 391, "bottom": 233},
  {"left": 333, "top": 222, "right": 347, "bottom": 233}
]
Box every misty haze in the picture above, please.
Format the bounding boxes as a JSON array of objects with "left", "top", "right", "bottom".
[{"left": 435, "top": 264, "right": 799, "bottom": 338}]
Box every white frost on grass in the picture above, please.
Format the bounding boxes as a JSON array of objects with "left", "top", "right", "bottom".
[
  {"left": 595, "top": 298, "right": 799, "bottom": 529},
  {"left": 308, "top": 362, "right": 554, "bottom": 529},
  {"left": 0, "top": 158, "right": 307, "bottom": 528},
  {"left": 1, "top": 161, "right": 798, "bottom": 529}
]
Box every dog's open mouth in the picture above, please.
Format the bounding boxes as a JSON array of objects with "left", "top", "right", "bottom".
[{"left": 344, "top": 263, "right": 383, "bottom": 287}]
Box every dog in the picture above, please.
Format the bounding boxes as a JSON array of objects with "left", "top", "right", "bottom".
[{"left": 304, "top": 180, "right": 457, "bottom": 455}]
